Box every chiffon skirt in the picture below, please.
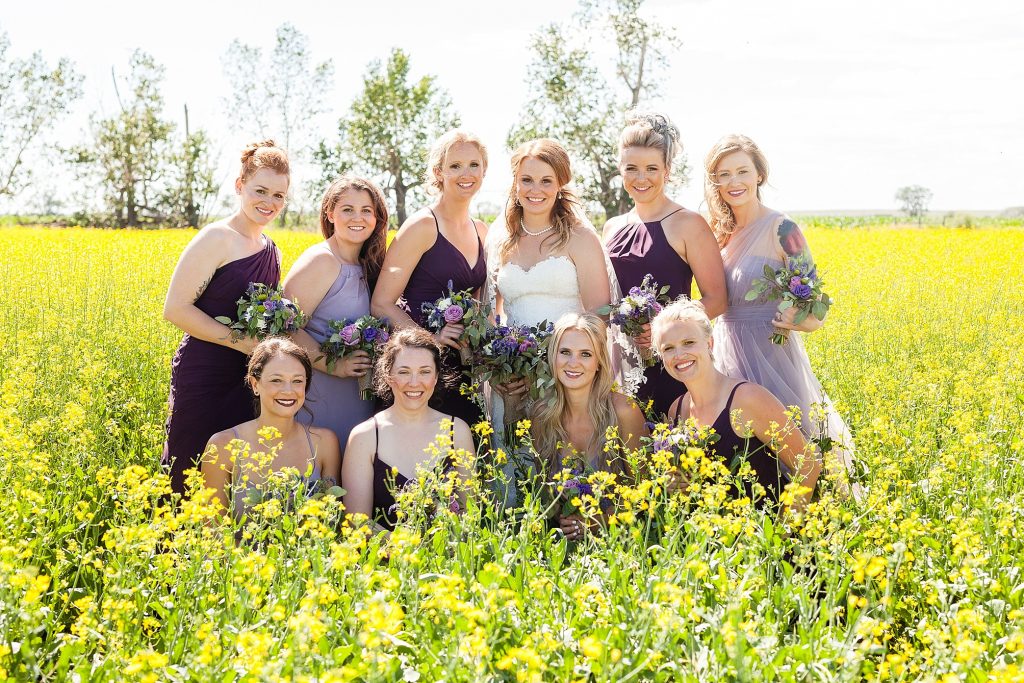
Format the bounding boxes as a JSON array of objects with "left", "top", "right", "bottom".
[{"left": 713, "top": 309, "right": 859, "bottom": 495}]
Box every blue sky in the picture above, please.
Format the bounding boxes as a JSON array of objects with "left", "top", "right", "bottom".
[{"left": 3, "top": 0, "right": 1022, "bottom": 214}]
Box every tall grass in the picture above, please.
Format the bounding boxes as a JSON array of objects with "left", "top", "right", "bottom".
[{"left": 0, "top": 225, "right": 1022, "bottom": 681}]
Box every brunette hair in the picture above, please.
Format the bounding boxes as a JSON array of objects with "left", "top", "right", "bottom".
[
  {"left": 319, "top": 176, "right": 389, "bottom": 292},
  {"left": 704, "top": 134, "right": 769, "bottom": 247},
  {"left": 239, "top": 139, "right": 290, "bottom": 182},
  {"left": 531, "top": 313, "right": 618, "bottom": 477},
  {"left": 246, "top": 338, "right": 313, "bottom": 415},
  {"left": 651, "top": 297, "right": 713, "bottom": 351},
  {"left": 500, "top": 138, "right": 583, "bottom": 266},
  {"left": 618, "top": 110, "right": 681, "bottom": 170},
  {"left": 373, "top": 328, "right": 445, "bottom": 403},
  {"left": 426, "top": 129, "right": 489, "bottom": 194}
]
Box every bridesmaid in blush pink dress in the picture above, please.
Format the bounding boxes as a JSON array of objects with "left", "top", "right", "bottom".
[{"left": 704, "top": 135, "right": 859, "bottom": 495}]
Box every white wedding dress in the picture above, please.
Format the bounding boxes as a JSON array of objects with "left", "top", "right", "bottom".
[{"left": 496, "top": 254, "right": 584, "bottom": 326}]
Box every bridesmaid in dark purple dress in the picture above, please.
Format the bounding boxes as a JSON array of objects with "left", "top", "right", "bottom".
[
  {"left": 603, "top": 112, "right": 727, "bottom": 419},
  {"left": 371, "top": 130, "right": 489, "bottom": 428},
  {"left": 162, "top": 140, "right": 290, "bottom": 495}
]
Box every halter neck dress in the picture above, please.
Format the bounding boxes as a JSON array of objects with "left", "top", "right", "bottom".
[
  {"left": 399, "top": 210, "right": 487, "bottom": 428},
  {"left": 607, "top": 209, "right": 693, "bottom": 417},
  {"left": 297, "top": 242, "right": 374, "bottom": 453},
  {"left": 162, "top": 236, "right": 279, "bottom": 495}
]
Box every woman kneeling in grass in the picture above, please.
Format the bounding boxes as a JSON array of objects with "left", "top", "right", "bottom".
[
  {"left": 342, "top": 328, "right": 475, "bottom": 533},
  {"left": 652, "top": 298, "right": 821, "bottom": 511},
  {"left": 532, "top": 313, "right": 648, "bottom": 541},
  {"left": 202, "top": 338, "right": 340, "bottom": 519}
]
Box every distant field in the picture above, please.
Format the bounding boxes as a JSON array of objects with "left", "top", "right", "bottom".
[{"left": 0, "top": 223, "right": 1022, "bottom": 681}]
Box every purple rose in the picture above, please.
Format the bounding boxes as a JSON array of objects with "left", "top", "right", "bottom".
[
  {"left": 443, "top": 304, "right": 464, "bottom": 323},
  {"left": 518, "top": 341, "right": 533, "bottom": 353},
  {"left": 339, "top": 324, "right": 359, "bottom": 345},
  {"left": 790, "top": 283, "right": 813, "bottom": 299},
  {"left": 363, "top": 327, "right": 378, "bottom": 342},
  {"left": 789, "top": 276, "right": 803, "bottom": 289},
  {"left": 378, "top": 330, "right": 390, "bottom": 343}
]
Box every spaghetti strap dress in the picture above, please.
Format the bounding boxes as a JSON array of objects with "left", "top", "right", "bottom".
[
  {"left": 712, "top": 210, "right": 856, "bottom": 474},
  {"left": 162, "top": 236, "right": 279, "bottom": 495},
  {"left": 230, "top": 424, "right": 323, "bottom": 521},
  {"left": 671, "top": 382, "right": 786, "bottom": 506},
  {"left": 298, "top": 243, "right": 374, "bottom": 454},
  {"left": 607, "top": 208, "right": 693, "bottom": 418},
  {"left": 399, "top": 211, "right": 486, "bottom": 427},
  {"left": 370, "top": 416, "right": 455, "bottom": 530}
]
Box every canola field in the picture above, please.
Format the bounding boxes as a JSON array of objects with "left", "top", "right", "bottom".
[{"left": 0, "top": 224, "right": 1022, "bottom": 682}]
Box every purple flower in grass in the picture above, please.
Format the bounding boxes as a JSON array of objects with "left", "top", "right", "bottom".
[{"left": 443, "top": 304, "right": 465, "bottom": 323}]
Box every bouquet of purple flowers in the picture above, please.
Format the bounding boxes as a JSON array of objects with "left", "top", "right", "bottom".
[
  {"left": 421, "top": 280, "right": 491, "bottom": 364},
  {"left": 745, "top": 259, "right": 832, "bottom": 345},
  {"left": 319, "top": 315, "right": 390, "bottom": 400},
  {"left": 215, "top": 283, "right": 305, "bottom": 341},
  {"left": 599, "top": 274, "right": 671, "bottom": 366},
  {"left": 478, "top": 319, "right": 554, "bottom": 401}
]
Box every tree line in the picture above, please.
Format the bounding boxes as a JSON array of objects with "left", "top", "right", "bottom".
[{"left": 1, "top": 0, "right": 684, "bottom": 228}]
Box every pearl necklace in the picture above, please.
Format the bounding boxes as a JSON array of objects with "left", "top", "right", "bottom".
[{"left": 520, "top": 218, "right": 554, "bottom": 236}]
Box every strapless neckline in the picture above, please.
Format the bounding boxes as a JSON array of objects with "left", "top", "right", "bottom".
[{"left": 503, "top": 254, "right": 573, "bottom": 276}]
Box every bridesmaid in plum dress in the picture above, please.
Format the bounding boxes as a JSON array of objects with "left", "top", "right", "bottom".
[
  {"left": 283, "top": 176, "right": 389, "bottom": 454},
  {"left": 604, "top": 112, "right": 727, "bottom": 419},
  {"left": 371, "top": 130, "right": 489, "bottom": 428},
  {"left": 162, "top": 140, "right": 290, "bottom": 495},
  {"left": 704, "top": 134, "right": 858, "bottom": 494}
]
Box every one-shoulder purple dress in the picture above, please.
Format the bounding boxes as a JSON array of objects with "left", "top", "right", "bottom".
[
  {"left": 399, "top": 214, "right": 486, "bottom": 428},
  {"left": 607, "top": 210, "right": 693, "bottom": 418},
  {"left": 162, "top": 237, "right": 280, "bottom": 494},
  {"left": 298, "top": 243, "right": 374, "bottom": 454}
]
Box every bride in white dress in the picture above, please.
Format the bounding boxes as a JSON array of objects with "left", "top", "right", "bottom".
[{"left": 485, "top": 138, "right": 615, "bottom": 505}]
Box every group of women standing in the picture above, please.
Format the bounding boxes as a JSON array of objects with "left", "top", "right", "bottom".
[{"left": 162, "top": 112, "right": 854, "bottom": 535}]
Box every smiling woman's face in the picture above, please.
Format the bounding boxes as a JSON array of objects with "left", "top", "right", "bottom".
[{"left": 713, "top": 150, "right": 760, "bottom": 210}]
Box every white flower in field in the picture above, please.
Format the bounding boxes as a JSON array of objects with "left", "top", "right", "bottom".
[{"left": 403, "top": 668, "right": 421, "bottom": 682}]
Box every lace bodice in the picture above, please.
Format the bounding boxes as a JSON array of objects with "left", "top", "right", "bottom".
[{"left": 495, "top": 255, "right": 583, "bottom": 325}]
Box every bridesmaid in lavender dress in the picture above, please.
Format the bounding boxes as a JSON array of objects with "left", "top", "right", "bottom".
[
  {"left": 604, "top": 112, "right": 727, "bottom": 418},
  {"left": 283, "top": 176, "right": 389, "bottom": 453},
  {"left": 371, "top": 130, "right": 489, "bottom": 428},
  {"left": 162, "top": 140, "right": 290, "bottom": 495},
  {"left": 704, "top": 134, "right": 858, "bottom": 493}
]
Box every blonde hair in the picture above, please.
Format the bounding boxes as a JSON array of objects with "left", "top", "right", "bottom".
[
  {"left": 651, "top": 297, "right": 712, "bottom": 352},
  {"left": 531, "top": 313, "right": 618, "bottom": 476},
  {"left": 239, "top": 139, "right": 290, "bottom": 182},
  {"left": 500, "top": 138, "right": 583, "bottom": 267},
  {"left": 425, "top": 129, "right": 488, "bottom": 194},
  {"left": 704, "top": 134, "right": 769, "bottom": 247},
  {"left": 618, "top": 110, "right": 681, "bottom": 170}
]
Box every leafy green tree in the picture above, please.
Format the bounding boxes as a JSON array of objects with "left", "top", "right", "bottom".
[
  {"left": 509, "top": 0, "right": 683, "bottom": 219},
  {"left": 70, "top": 51, "right": 217, "bottom": 228},
  {"left": 160, "top": 105, "right": 219, "bottom": 228},
  {"left": 69, "top": 50, "right": 173, "bottom": 227},
  {"left": 316, "top": 48, "right": 459, "bottom": 225},
  {"left": 0, "top": 30, "right": 83, "bottom": 199},
  {"left": 223, "top": 23, "right": 334, "bottom": 225},
  {"left": 895, "top": 185, "right": 933, "bottom": 226}
]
